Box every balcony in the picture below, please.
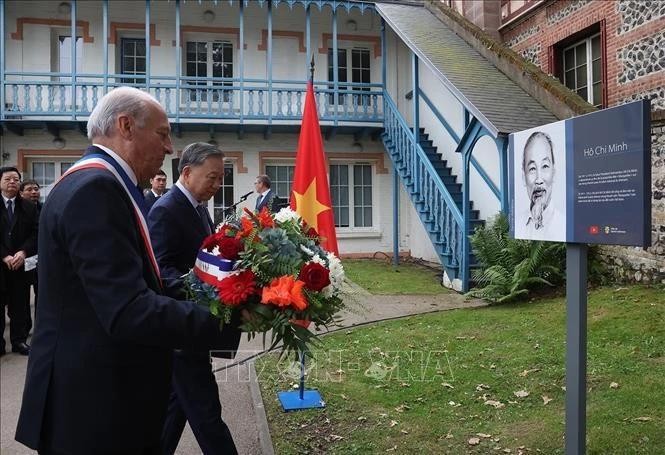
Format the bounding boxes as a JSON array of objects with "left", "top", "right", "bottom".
[
  {"left": 2, "top": 74, "right": 383, "bottom": 125},
  {"left": 0, "top": 0, "right": 384, "bottom": 132}
]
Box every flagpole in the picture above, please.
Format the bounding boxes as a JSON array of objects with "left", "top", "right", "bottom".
[
  {"left": 310, "top": 54, "right": 315, "bottom": 83},
  {"left": 277, "top": 53, "right": 328, "bottom": 412}
]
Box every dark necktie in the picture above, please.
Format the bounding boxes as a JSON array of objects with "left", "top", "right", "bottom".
[
  {"left": 256, "top": 194, "right": 263, "bottom": 210},
  {"left": 6, "top": 200, "right": 14, "bottom": 225},
  {"left": 197, "top": 205, "right": 212, "bottom": 235}
]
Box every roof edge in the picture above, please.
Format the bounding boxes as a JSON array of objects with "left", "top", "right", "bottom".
[{"left": 425, "top": 0, "right": 596, "bottom": 121}]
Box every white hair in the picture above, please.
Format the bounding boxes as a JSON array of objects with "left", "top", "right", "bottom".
[{"left": 86, "top": 87, "right": 161, "bottom": 140}]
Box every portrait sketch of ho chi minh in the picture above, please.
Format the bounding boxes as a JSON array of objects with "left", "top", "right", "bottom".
[{"left": 513, "top": 121, "right": 567, "bottom": 242}]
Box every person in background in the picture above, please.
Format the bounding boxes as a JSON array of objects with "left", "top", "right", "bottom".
[
  {"left": 19, "top": 180, "right": 42, "bottom": 212},
  {"left": 145, "top": 169, "right": 168, "bottom": 209},
  {"left": 254, "top": 174, "right": 276, "bottom": 212},
  {"left": 1, "top": 167, "right": 38, "bottom": 357},
  {"left": 19, "top": 179, "right": 42, "bottom": 334},
  {"left": 148, "top": 142, "right": 241, "bottom": 455}
]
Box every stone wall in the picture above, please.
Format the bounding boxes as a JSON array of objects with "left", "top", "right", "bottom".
[
  {"left": 598, "top": 118, "right": 665, "bottom": 284},
  {"left": 496, "top": 0, "right": 665, "bottom": 283}
]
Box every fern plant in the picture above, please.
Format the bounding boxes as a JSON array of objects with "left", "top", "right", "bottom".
[{"left": 467, "top": 213, "right": 565, "bottom": 303}]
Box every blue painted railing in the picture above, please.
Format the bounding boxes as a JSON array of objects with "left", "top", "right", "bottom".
[
  {"left": 1, "top": 73, "right": 383, "bottom": 123},
  {"left": 382, "top": 92, "right": 465, "bottom": 279}
]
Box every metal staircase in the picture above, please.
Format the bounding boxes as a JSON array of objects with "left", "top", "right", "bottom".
[{"left": 382, "top": 93, "right": 483, "bottom": 289}]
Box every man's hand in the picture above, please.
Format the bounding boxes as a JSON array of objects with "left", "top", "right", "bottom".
[
  {"left": 2, "top": 255, "right": 13, "bottom": 270},
  {"left": 9, "top": 251, "right": 26, "bottom": 270}
]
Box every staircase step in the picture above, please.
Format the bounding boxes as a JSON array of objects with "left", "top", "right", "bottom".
[{"left": 440, "top": 174, "right": 457, "bottom": 184}]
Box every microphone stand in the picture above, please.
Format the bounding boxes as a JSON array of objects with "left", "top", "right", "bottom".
[{"left": 223, "top": 192, "right": 253, "bottom": 218}]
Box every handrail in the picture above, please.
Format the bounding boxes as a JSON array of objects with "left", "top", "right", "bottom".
[
  {"left": 2, "top": 72, "right": 383, "bottom": 88},
  {"left": 420, "top": 88, "right": 500, "bottom": 202},
  {"left": 419, "top": 89, "right": 460, "bottom": 144},
  {"left": 2, "top": 77, "right": 383, "bottom": 123},
  {"left": 383, "top": 91, "right": 463, "bottom": 227}
]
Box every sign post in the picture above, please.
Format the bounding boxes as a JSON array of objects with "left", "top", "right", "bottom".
[
  {"left": 565, "top": 243, "right": 587, "bottom": 454},
  {"left": 509, "top": 99, "right": 651, "bottom": 454}
]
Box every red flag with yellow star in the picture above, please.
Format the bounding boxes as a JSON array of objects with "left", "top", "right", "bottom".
[{"left": 290, "top": 81, "right": 339, "bottom": 256}]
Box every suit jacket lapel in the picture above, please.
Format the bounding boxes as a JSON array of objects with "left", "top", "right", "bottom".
[{"left": 172, "top": 186, "right": 207, "bottom": 237}]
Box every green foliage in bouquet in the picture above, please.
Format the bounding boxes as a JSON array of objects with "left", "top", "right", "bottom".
[
  {"left": 185, "top": 206, "right": 347, "bottom": 359},
  {"left": 467, "top": 213, "right": 565, "bottom": 303}
]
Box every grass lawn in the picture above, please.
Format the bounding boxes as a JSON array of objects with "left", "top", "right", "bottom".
[
  {"left": 257, "top": 285, "right": 665, "bottom": 454},
  {"left": 342, "top": 259, "right": 448, "bottom": 295}
]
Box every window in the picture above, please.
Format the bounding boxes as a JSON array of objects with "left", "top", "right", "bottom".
[
  {"left": 121, "top": 38, "right": 146, "bottom": 85},
  {"left": 327, "top": 48, "right": 348, "bottom": 104},
  {"left": 327, "top": 47, "right": 371, "bottom": 107},
  {"left": 213, "top": 163, "right": 234, "bottom": 224},
  {"left": 265, "top": 164, "right": 295, "bottom": 200},
  {"left": 31, "top": 160, "right": 75, "bottom": 201},
  {"left": 562, "top": 34, "right": 602, "bottom": 108},
  {"left": 185, "top": 41, "right": 233, "bottom": 102},
  {"left": 330, "top": 163, "right": 372, "bottom": 228},
  {"left": 351, "top": 48, "right": 371, "bottom": 106},
  {"left": 264, "top": 162, "right": 374, "bottom": 229}
]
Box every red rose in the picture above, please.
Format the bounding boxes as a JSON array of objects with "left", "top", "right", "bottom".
[
  {"left": 298, "top": 262, "right": 331, "bottom": 292},
  {"left": 219, "top": 236, "right": 244, "bottom": 260},
  {"left": 218, "top": 270, "right": 256, "bottom": 306}
]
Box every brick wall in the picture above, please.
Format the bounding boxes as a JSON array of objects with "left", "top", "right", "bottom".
[{"left": 498, "top": 0, "right": 665, "bottom": 283}]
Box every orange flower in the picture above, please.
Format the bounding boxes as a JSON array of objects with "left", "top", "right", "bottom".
[
  {"left": 261, "top": 275, "right": 308, "bottom": 311},
  {"left": 257, "top": 206, "right": 275, "bottom": 228},
  {"left": 236, "top": 216, "right": 255, "bottom": 240}
]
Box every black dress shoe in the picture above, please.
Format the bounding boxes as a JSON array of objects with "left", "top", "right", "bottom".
[{"left": 12, "top": 342, "right": 31, "bottom": 356}]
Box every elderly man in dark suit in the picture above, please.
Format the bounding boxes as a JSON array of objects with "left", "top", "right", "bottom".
[
  {"left": 148, "top": 142, "right": 240, "bottom": 455},
  {"left": 1, "top": 167, "right": 38, "bottom": 356},
  {"left": 15, "top": 87, "right": 240, "bottom": 455}
]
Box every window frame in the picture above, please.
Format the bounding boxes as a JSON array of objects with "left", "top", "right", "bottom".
[
  {"left": 213, "top": 162, "right": 235, "bottom": 224},
  {"left": 327, "top": 46, "right": 372, "bottom": 106},
  {"left": 329, "top": 162, "right": 374, "bottom": 229},
  {"left": 29, "top": 158, "right": 76, "bottom": 202},
  {"left": 562, "top": 33, "right": 602, "bottom": 108},
  {"left": 184, "top": 39, "right": 234, "bottom": 103},
  {"left": 119, "top": 37, "right": 146, "bottom": 85},
  {"left": 550, "top": 21, "right": 607, "bottom": 109},
  {"left": 261, "top": 159, "right": 377, "bottom": 233}
]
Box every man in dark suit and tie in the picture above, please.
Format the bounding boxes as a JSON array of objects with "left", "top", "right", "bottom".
[
  {"left": 254, "top": 174, "right": 276, "bottom": 212},
  {"left": 1, "top": 167, "right": 38, "bottom": 356},
  {"left": 145, "top": 169, "right": 168, "bottom": 209},
  {"left": 148, "top": 142, "right": 240, "bottom": 454},
  {"left": 15, "top": 87, "right": 240, "bottom": 455},
  {"left": 19, "top": 179, "right": 42, "bottom": 334}
]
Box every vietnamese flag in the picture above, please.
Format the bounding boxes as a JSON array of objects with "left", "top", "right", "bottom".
[{"left": 290, "top": 81, "right": 339, "bottom": 256}]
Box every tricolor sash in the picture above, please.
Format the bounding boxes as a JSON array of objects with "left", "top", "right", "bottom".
[
  {"left": 56, "top": 153, "right": 161, "bottom": 282},
  {"left": 193, "top": 250, "right": 236, "bottom": 286}
]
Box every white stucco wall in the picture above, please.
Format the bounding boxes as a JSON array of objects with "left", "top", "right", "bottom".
[{"left": 2, "top": 1, "right": 502, "bottom": 265}]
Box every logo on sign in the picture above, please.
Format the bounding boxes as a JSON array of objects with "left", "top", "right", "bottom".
[{"left": 589, "top": 225, "right": 600, "bottom": 235}]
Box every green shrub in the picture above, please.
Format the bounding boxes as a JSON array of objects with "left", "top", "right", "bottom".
[{"left": 467, "top": 213, "right": 565, "bottom": 303}]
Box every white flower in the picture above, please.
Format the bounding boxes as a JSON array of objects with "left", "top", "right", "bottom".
[
  {"left": 310, "top": 254, "right": 325, "bottom": 266},
  {"left": 300, "top": 244, "right": 315, "bottom": 256},
  {"left": 326, "top": 251, "right": 345, "bottom": 292},
  {"left": 274, "top": 207, "right": 301, "bottom": 224}
]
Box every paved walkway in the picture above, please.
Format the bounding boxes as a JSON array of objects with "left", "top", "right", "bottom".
[{"left": 1, "top": 285, "right": 486, "bottom": 454}]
